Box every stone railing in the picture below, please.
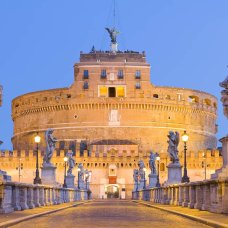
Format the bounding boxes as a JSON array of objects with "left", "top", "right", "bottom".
[
  {"left": 132, "top": 179, "right": 228, "bottom": 214},
  {"left": 0, "top": 181, "right": 90, "bottom": 213}
]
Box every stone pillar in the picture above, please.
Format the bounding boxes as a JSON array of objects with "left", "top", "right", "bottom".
[
  {"left": 41, "top": 165, "right": 57, "bottom": 186},
  {"left": 188, "top": 185, "right": 195, "bottom": 209},
  {"left": 33, "top": 187, "right": 40, "bottom": 207},
  {"left": 27, "top": 187, "right": 35, "bottom": 209},
  {"left": 65, "top": 175, "right": 75, "bottom": 188},
  {"left": 148, "top": 174, "right": 157, "bottom": 188},
  {"left": 166, "top": 163, "right": 182, "bottom": 185},
  {"left": 12, "top": 186, "right": 21, "bottom": 211},
  {"left": 174, "top": 186, "right": 179, "bottom": 205},
  {"left": 0, "top": 185, "right": 14, "bottom": 213},
  {"left": 182, "top": 185, "right": 189, "bottom": 207},
  {"left": 201, "top": 183, "right": 210, "bottom": 211},
  {"left": 39, "top": 188, "right": 45, "bottom": 206},
  {"left": 211, "top": 136, "right": 228, "bottom": 180},
  {"left": 19, "top": 187, "right": 29, "bottom": 210},
  {"left": 194, "top": 184, "right": 203, "bottom": 209},
  {"left": 178, "top": 186, "right": 183, "bottom": 206}
]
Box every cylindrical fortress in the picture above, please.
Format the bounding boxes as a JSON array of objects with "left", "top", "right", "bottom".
[{"left": 12, "top": 51, "right": 217, "bottom": 153}]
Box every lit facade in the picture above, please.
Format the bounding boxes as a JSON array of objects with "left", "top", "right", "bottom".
[{"left": 9, "top": 49, "right": 221, "bottom": 198}]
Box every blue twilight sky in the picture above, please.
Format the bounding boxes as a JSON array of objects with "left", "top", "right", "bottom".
[{"left": 0, "top": 0, "right": 227, "bottom": 150}]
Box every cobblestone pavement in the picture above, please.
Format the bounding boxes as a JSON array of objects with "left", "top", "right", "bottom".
[{"left": 10, "top": 200, "right": 211, "bottom": 228}]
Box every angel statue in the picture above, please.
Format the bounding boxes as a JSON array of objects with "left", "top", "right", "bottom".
[
  {"left": 167, "top": 131, "right": 180, "bottom": 164},
  {"left": 138, "top": 160, "right": 146, "bottom": 180},
  {"left": 149, "top": 151, "right": 157, "bottom": 175},
  {"left": 105, "top": 27, "right": 119, "bottom": 44},
  {"left": 133, "top": 169, "right": 139, "bottom": 191},
  {"left": 67, "top": 151, "right": 76, "bottom": 176},
  {"left": 43, "top": 129, "right": 57, "bottom": 166}
]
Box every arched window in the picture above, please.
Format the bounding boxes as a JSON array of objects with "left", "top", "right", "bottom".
[
  {"left": 188, "top": 95, "right": 199, "bottom": 103},
  {"left": 153, "top": 94, "right": 159, "bottom": 98},
  {"left": 204, "top": 98, "right": 212, "bottom": 106}
]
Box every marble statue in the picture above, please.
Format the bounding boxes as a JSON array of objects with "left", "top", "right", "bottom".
[
  {"left": 133, "top": 169, "right": 139, "bottom": 191},
  {"left": 43, "top": 129, "right": 57, "bottom": 166},
  {"left": 66, "top": 151, "right": 75, "bottom": 176},
  {"left": 105, "top": 27, "right": 119, "bottom": 44},
  {"left": 149, "top": 151, "right": 157, "bottom": 175},
  {"left": 78, "top": 163, "right": 85, "bottom": 183},
  {"left": 133, "top": 169, "right": 139, "bottom": 183},
  {"left": 138, "top": 160, "right": 145, "bottom": 180},
  {"left": 167, "top": 131, "right": 180, "bottom": 164},
  {"left": 220, "top": 76, "right": 228, "bottom": 119}
]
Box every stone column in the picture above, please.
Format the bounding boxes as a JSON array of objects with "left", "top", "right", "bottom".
[
  {"left": 188, "top": 185, "right": 195, "bottom": 209},
  {"left": 178, "top": 186, "right": 183, "bottom": 206},
  {"left": 182, "top": 185, "right": 189, "bottom": 207},
  {"left": 194, "top": 184, "right": 203, "bottom": 209},
  {"left": 19, "top": 187, "right": 29, "bottom": 210},
  {"left": 39, "top": 187, "right": 45, "bottom": 206},
  {"left": 27, "top": 187, "right": 35, "bottom": 209},
  {"left": 0, "top": 185, "right": 14, "bottom": 213},
  {"left": 33, "top": 187, "right": 40, "bottom": 207},
  {"left": 12, "top": 186, "right": 21, "bottom": 211},
  {"left": 212, "top": 137, "right": 228, "bottom": 179},
  {"left": 201, "top": 183, "right": 210, "bottom": 211},
  {"left": 174, "top": 186, "right": 179, "bottom": 205}
]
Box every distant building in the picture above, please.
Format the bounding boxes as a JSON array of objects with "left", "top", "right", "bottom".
[{"left": 6, "top": 29, "right": 221, "bottom": 198}]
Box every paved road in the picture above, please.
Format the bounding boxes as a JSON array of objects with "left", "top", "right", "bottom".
[{"left": 11, "top": 200, "right": 211, "bottom": 228}]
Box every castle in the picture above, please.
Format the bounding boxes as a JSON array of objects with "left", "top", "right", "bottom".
[{"left": 0, "top": 29, "right": 223, "bottom": 199}]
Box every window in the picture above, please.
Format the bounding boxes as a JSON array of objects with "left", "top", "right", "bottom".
[
  {"left": 108, "top": 87, "right": 116, "bottom": 97},
  {"left": 135, "top": 70, "right": 141, "bottom": 79},
  {"left": 153, "top": 94, "right": 159, "bottom": 98},
  {"left": 83, "top": 82, "right": 89, "bottom": 90},
  {"left": 204, "top": 99, "right": 212, "bottom": 106},
  {"left": 83, "top": 70, "right": 89, "bottom": 79},
  {"left": 99, "top": 86, "right": 108, "bottom": 97},
  {"left": 101, "top": 69, "right": 107, "bottom": 79},
  {"left": 135, "top": 83, "right": 141, "bottom": 89},
  {"left": 116, "top": 86, "right": 125, "bottom": 97},
  {"left": 118, "top": 70, "right": 124, "bottom": 79},
  {"left": 188, "top": 95, "right": 199, "bottom": 103}
]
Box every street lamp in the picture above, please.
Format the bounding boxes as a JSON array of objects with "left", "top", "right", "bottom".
[
  {"left": 181, "top": 130, "right": 190, "bottom": 183},
  {"left": 63, "top": 156, "right": 68, "bottom": 188},
  {"left": 156, "top": 155, "right": 161, "bottom": 187},
  {"left": 85, "top": 172, "right": 89, "bottom": 190},
  {"left": 33, "top": 133, "right": 42, "bottom": 184},
  {"left": 77, "top": 168, "right": 80, "bottom": 189},
  {"left": 143, "top": 167, "right": 146, "bottom": 189},
  {"left": 202, "top": 152, "right": 207, "bottom": 180}
]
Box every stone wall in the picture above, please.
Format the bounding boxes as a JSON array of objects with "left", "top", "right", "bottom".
[
  {"left": 0, "top": 181, "right": 89, "bottom": 213},
  {"left": 132, "top": 178, "right": 228, "bottom": 213},
  {"left": 0, "top": 148, "right": 222, "bottom": 199}
]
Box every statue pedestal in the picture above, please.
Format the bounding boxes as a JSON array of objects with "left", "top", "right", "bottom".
[
  {"left": 65, "top": 175, "right": 75, "bottom": 188},
  {"left": 148, "top": 174, "right": 157, "bottom": 188},
  {"left": 211, "top": 136, "right": 228, "bottom": 180},
  {"left": 133, "top": 182, "right": 139, "bottom": 191},
  {"left": 41, "top": 164, "right": 57, "bottom": 185},
  {"left": 139, "top": 179, "right": 146, "bottom": 190},
  {"left": 0, "top": 170, "right": 11, "bottom": 182},
  {"left": 167, "top": 163, "right": 182, "bottom": 185},
  {"left": 78, "top": 180, "right": 85, "bottom": 190}
]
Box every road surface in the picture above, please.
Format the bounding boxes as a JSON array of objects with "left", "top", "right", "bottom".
[{"left": 11, "top": 200, "right": 211, "bottom": 228}]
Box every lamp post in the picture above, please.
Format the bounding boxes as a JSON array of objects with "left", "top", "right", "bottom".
[
  {"left": 33, "top": 133, "right": 42, "bottom": 184},
  {"left": 85, "top": 173, "right": 89, "bottom": 190},
  {"left": 181, "top": 130, "right": 190, "bottom": 183},
  {"left": 77, "top": 168, "right": 80, "bottom": 189},
  {"left": 203, "top": 152, "right": 207, "bottom": 180},
  {"left": 143, "top": 167, "right": 146, "bottom": 189},
  {"left": 156, "top": 155, "right": 161, "bottom": 187},
  {"left": 63, "top": 157, "right": 68, "bottom": 188}
]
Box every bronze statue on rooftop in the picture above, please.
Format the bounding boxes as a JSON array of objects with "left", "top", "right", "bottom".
[{"left": 105, "top": 27, "right": 119, "bottom": 44}]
